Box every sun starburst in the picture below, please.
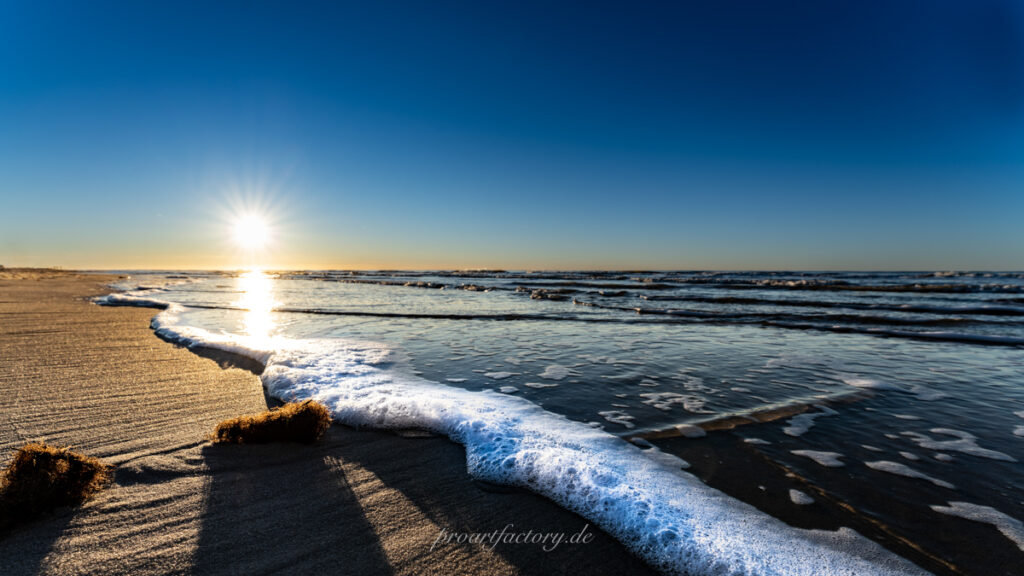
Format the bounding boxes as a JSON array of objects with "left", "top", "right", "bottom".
[{"left": 233, "top": 214, "right": 271, "bottom": 251}]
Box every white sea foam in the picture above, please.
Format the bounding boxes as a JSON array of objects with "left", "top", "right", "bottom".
[
  {"left": 831, "top": 375, "right": 948, "bottom": 403},
  {"left": 744, "top": 437, "right": 770, "bottom": 445},
  {"left": 598, "top": 410, "right": 636, "bottom": 429},
  {"left": 792, "top": 450, "right": 846, "bottom": 468},
  {"left": 901, "top": 429, "right": 1016, "bottom": 462},
  {"left": 484, "top": 371, "right": 518, "bottom": 380},
  {"left": 639, "top": 392, "right": 712, "bottom": 413},
  {"left": 1014, "top": 426, "right": 1024, "bottom": 437},
  {"left": 841, "top": 377, "right": 898, "bottom": 391},
  {"left": 99, "top": 291, "right": 929, "bottom": 576},
  {"left": 783, "top": 406, "right": 839, "bottom": 437},
  {"left": 680, "top": 375, "right": 714, "bottom": 394},
  {"left": 539, "top": 364, "right": 578, "bottom": 380},
  {"left": 673, "top": 424, "right": 706, "bottom": 438},
  {"left": 865, "top": 461, "right": 955, "bottom": 489},
  {"left": 498, "top": 386, "right": 519, "bottom": 394},
  {"left": 930, "top": 502, "right": 1024, "bottom": 551},
  {"left": 790, "top": 489, "right": 815, "bottom": 505},
  {"left": 95, "top": 291, "right": 172, "bottom": 309},
  {"left": 523, "top": 381, "right": 558, "bottom": 389},
  {"left": 641, "top": 445, "right": 692, "bottom": 470}
]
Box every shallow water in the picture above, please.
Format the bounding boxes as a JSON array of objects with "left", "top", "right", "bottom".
[{"left": 100, "top": 270, "right": 1024, "bottom": 574}]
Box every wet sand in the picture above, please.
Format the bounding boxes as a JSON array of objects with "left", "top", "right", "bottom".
[{"left": 0, "top": 271, "right": 655, "bottom": 575}]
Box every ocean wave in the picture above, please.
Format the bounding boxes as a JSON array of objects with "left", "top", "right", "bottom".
[
  {"left": 287, "top": 271, "right": 1024, "bottom": 297},
  {"left": 99, "top": 288, "right": 1024, "bottom": 348},
  {"left": 573, "top": 300, "right": 1024, "bottom": 329},
  {"left": 637, "top": 294, "right": 1024, "bottom": 316},
  {"left": 95, "top": 292, "right": 172, "bottom": 309},
  {"left": 657, "top": 278, "right": 1024, "bottom": 294},
  {"left": 764, "top": 321, "right": 1024, "bottom": 347}
]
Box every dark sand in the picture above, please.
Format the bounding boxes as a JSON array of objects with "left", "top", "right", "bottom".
[{"left": 0, "top": 272, "right": 656, "bottom": 575}]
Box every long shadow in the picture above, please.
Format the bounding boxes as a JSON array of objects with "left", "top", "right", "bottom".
[
  {"left": 0, "top": 508, "right": 75, "bottom": 575},
  {"left": 192, "top": 432, "right": 394, "bottom": 575},
  {"left": 329, "top": 426, "right": 660, "bottom": 576}
]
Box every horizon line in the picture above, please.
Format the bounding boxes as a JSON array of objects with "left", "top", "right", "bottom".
[{"left": 16, "top": 266, "right": 1023, "bottom": 274}]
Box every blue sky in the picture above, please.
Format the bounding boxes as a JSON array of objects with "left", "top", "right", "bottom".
[{"left": 1, "top": 1, "right": 1022, "bottom": 270}]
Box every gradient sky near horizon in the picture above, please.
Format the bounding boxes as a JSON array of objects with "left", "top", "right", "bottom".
[{"left": 2, "top": 1, "right": 1023, "bottom": 270}]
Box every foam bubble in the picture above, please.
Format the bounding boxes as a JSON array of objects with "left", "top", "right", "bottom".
[
  {"left": 94, "top": 291, "right": 171, "bottom": 309},
  {"left": 484, "top": 371, "right": 518, "bottom": 380},
  {"left": 674, "top": 424, "right": 706, "bottom": 438},
  {"left": 680, "top": 375, "right": 714, "bottom": 393},
  {"left": 539, "top": 364, "right": 578, "bottom": 380},
  {"left": 641, "top": 446, "right": 692, "bottom": 470},
  {"left": 841, "top": 377, "right": 899, "bottom": 391},
  {"left": 931, "top": 502, "right": 1024, "bottom": 551},
  {"left": 783, "top": 406, "right": 838, "bottom": 437},
  {"left": 790, "top": 489, "right": 815, "bottom": 505},
  {"left": 792, "top": 450, "right": 846, "bottom": 468},
  {"left": 865, "top": 461, "right": 955, "bottom": 489},
  {"left": 901, "top": 429, "right": 1016, "bottom": 462},
  {"left": 639, "top": 392, "right": 712, "bottom": 413},
  {"left": 598, "top": 410, "right": 636, "bottom": 429}
]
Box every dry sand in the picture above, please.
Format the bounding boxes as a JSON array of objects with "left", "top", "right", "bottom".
[{"left": 0, "top": 271, "right": 656, "bottom": 575}]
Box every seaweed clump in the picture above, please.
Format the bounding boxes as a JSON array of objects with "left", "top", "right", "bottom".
[
  {"left": 213, "top": 400, "right": 332, "bottom": 444},
  {"left": 0, "top": 443, "right": 111, "bottom": 533}
]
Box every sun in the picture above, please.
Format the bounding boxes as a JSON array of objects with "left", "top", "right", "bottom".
[{"left": 233, "top": 214, "right": 271, "bottom": 250}]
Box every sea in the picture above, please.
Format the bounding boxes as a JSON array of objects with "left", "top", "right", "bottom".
[{"left": 97, "top": 270, "right": 1024, "bottom": 575}]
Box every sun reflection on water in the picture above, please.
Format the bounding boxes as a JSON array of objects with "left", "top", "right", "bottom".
[{"left": 235, "top": 269, "right": 277, "bottom": 346}]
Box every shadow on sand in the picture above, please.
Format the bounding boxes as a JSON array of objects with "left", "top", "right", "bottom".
[
  {"left": 0, "top": 509, "right": 75, "bottom": 575},
  {"left": 193, "top": 426, "right": 657, "bottom": 575},
  {"left": 192, "top": 436, "right": 393, "bottom": 575},
  {"left": 330, "top": 427, "right": 659, "bottom": 576}
]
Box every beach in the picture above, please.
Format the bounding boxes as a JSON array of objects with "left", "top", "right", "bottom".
[
  {"left": 4, "top": 269, "right": 1022, "bottom": 575},
  {"left": 0, "top": 271, "right": 655, "bottom": 575}
]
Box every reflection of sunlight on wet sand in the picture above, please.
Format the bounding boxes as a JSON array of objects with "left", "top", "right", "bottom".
[{"left": 235, "top": 269, "right": 277, "bottom": 347}]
